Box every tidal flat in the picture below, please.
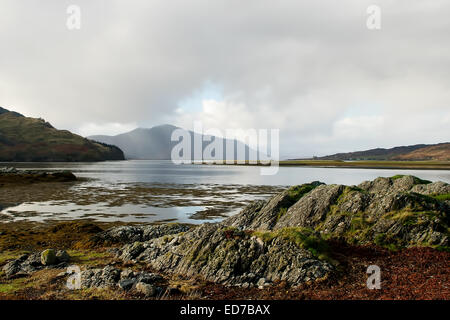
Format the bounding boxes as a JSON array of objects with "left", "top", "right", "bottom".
[
  {"left": 0, "top": 176, "right": 285, "bottom": 223},
  {"left": 1, "top": 170, "right": 449, "bottom": 300}
]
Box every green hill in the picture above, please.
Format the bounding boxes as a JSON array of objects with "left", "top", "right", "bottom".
[{"left": 0, "top": 107, "right": 124, "bottom": 162}]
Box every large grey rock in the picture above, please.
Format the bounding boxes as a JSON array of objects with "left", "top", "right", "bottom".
[
  {"left": 119, "top": 223, "right": 333, "bottom": 287},
  {"left": 2, "top": 260, "right": 22, "bottom": 278},
  {"left": 80, "top": 266, "right": 121, "bottom": 288},
  {"left": 275, "top": 184, "right": 344, "bottom": 230},
  {"left": 222, "top": 175, "right": 449, "bottom": 248},
  {"left": 56, "top": 250, "right": 71, "bottom": 263},
  {"left": 96, "top": 224, "right": 190, "bottom": 244}
]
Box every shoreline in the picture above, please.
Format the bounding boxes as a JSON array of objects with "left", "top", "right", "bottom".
[{"left": 193, "top": 160, "right": 450, "bottom": 170}]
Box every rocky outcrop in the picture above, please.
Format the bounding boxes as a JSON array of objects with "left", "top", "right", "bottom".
[
  {"left": 94, "top": 223, "right": 190, "bottom": 244},
  {"left": 227, "top": 175, "right": 449, "bottom": 248},
  {"left": 116, "top": 223, "right": 333, "bottom": 287},
  {"left": 0, "top": 168, "right": 77, "bottom": 183},
  {"left": 107, "top": 176, "right": 449, "bottom": 288}
]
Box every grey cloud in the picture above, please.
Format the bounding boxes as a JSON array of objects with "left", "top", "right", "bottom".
[{"left": 0, "top": 0, "right": 449, "bottom": 157}]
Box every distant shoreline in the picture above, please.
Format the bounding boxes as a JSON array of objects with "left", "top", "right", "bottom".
[{"left": 192, "top": 160, "right": 450, "bottom": 170}]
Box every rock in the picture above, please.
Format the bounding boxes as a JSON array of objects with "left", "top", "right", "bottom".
[
  {"left": 120, "top": 269, "right": 135, "bottom": 280},
  {"left": 80, "top": 266, "right": 121, "bottom": 288},
  {"left": 49, "top": 171, "right": 77, "bottom": 181},
  {"left": 135, "top": 282, "right": 156, "bottom": 297},
  {"left": 2, "top": 260, "right": 22, "bottom": 278},
  {"left": 41, "top": 249, "right": 57, "bottom": 266},
  {"left": 120, "top": 242, "right": 145, "bottom": 261},
  {"left": 56, "top": 250, "right": 70, "bottom": 263},
  {"left": 120, "top": 224, "right": 333, "bottom": 287},
  {"left": 224, "top": 182, "right": 324, "bottom": 231},
  {"left": 0, "top": 167, "right": 17, "bottom": 174},
  {"left": 256, "top": 277, "right": 267, "bottom": 288},
  {"left": 135, "top": 272, "right": 162, "bottom": 284},
  {"left": 222, "top": 175, "right": 449, "bottom": 249},
  {"left": 118, "top": 279, "right": 135, "bottom": 291},
  {"left": 96, "top": 224, "right": 190, "bottom": 244},
  {"left": 275, "top": 184, "right": 344, "bottom": 230}
]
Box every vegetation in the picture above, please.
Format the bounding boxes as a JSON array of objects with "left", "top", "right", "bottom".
[
  {"left": 391, "top": 175, "right": 431, "bottom": 184},
  {"left": 430, "top": 193, "right": 450, "bottom": 201},
  {"left": 253, "top": 227, "right": 331, "bottom": 261},
  {"left": 0, "top": 107, "right": 124, "bottom": 161},
  {"left": 278, "top": 160, "right": 450, "bottom": 170}
]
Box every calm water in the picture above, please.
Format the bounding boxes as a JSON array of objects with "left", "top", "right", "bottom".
[
  {"left": 4, "top": 160, "right": 450, "bottom": 185},
  {"left": 1, "top": 160, "right": 449, "bottom": 223}
]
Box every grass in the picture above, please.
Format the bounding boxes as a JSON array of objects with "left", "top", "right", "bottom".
[
  {"left": 0, "top": 251, "right": 26, "bottom": 266},
  {"left": 391, "top": 175, "right": 432, "bottom": 184},
  {"left": 287, "top": 183, "right": 321, "bottom": 203},
  {"left": 430, "top": 193, "right": 450, "bottom": 201},
  {"left": 67, "top": 249, "right": 115, "bottom": 266}
]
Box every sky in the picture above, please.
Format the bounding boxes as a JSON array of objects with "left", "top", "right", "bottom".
[{"left": 0, "top": 0, "right": 449, "bottom": 158}]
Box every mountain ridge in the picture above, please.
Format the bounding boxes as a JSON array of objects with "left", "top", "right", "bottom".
[
  {"left": 89, "top": 124, "right": 262, "bottom": 161},
  {"left": 306, "top": 142, "right": 450, "bottom": 161}
]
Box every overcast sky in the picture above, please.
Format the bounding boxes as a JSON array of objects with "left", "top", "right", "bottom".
[{"left": 1, "top": 0, "right": 449, "bottom": 158}]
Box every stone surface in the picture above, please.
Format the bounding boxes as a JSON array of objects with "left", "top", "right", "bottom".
[
  {"left": 96, "top": 224, "right": 190, "bottom": 244},
  {"left": 41, "top": 249, "right": 57, "bottom": 266},
  {"left": 135, "top": 282, "right": 156, "bottom": 297}
]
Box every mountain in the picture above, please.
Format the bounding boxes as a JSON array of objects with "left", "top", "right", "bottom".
[
  {"left": 0, "top": 107, "right": 124, "bottom": 161},
  {"left": 89, "top": 124, "right": 263, "bottom": 161},
  {"left": 310, "top": 143, "right": 450, "bottom": 161}
]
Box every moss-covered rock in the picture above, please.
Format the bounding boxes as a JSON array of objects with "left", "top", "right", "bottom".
[{"left": 40, "top": 249, "right": 57, "bottom": 266}]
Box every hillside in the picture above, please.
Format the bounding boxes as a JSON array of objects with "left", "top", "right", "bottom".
[
  {"left": 0, "top": 107, "right": 124, "bottom": 162},
  {"left": 89, "top": 124, "right": 261, "bottom": 160},
  {"left": 312, "top": 143, "right": 450, "bottom": 161},
  {"left": 393, "top": 143, "right": 450, "bottom": 161}
]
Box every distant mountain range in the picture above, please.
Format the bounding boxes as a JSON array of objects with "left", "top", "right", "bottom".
[
  {"left": 308, "top": 143, "right": 450, "bottom": 161},
  {"left": 89, "top": 124, "right": 261, "bottom": 161},
  {"left": 0, "top": 107, "right": 124, "bottom": 162}
]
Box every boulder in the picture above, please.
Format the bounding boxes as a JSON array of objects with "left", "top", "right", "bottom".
[
  {"left": 41, "top": 249, "right": 57, "bottom": 266},
  {"left": 135, "top": 282, "right": 156, "bottom": 297},
  {"left": 56, "top": 250, "right": 71, "bottom": 263}
]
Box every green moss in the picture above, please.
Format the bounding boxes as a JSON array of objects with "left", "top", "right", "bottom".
[
  {"left": 434, "top": 245, "right": 450, "bottom": 252},
  {"left": 276, "top": 207, "right": 288, "bottom": 221},
  {"left": 287, "top": 182, "right": 322, "bottom": 203},
  {"left": 253, "top": 227, "right": 331, "bottom": 261},
  {"left": 430, "top": 193, "right": 450, "bottom": 201},
  {"left": 390, "top": 175, "right": 431, "bottom": 185},
  {"left": 67, "top": 250, "right": 113, "bottom": 266},
  {"left": 0, "top": 278, "right": 30, "bottom": 294},
  {"left": 386, "top": 210, "right": 440, "bottom": 226}
]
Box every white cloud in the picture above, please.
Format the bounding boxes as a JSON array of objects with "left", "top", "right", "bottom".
[{"left": 77, "top": 122, "right": 138, "bottom": 137}]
